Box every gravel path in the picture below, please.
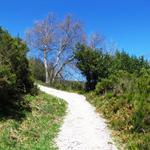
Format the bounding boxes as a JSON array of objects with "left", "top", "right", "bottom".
[{"left": 39, "top": 85, "right": 118, "bottom": 150}]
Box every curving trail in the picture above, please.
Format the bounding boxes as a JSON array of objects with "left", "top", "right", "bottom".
[{"left": 38, "top": 85, "right": 118, "bottom": 150}]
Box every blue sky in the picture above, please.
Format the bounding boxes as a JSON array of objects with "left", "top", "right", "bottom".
[{"left": 0, "top": 0, "right": 150, "bottom": 58}]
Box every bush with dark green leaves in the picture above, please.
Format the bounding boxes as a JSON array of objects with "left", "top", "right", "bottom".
[
  {"left": 110, "top": 51, "right": 149, "bottom": 75},
  {"left": 29, "top": 58, "right": 45, "bottom": 82},
  {"left": 0, "top": 27, "right": 37, "bottom": 119},
  {"left": 75, "top": 44, "right": 111, "bottom": 91},
  {"left": 0, "top": 27, "right": 35, "bottom": 93}
]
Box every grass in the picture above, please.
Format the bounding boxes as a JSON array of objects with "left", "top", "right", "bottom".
[{"left": 0, "top": 92, "right": 67, "bottom": 150}]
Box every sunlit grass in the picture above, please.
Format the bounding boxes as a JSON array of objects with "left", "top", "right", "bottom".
[{"left": 0, "top": 92, "right": 67, "bottom": 150}]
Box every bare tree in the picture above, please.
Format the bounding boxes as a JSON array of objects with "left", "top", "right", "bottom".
[
  {"left": 50, "top": 15, "right": 83, "bottom": 82},
  {"left": 26, "top": 13, "right": 56, "bottom": 83},
  {"left": 26, "top": 13, "right": 84, "bottom": 83},
  {"left": 89, "top": 32, "right": 104, "bottom": 49}
]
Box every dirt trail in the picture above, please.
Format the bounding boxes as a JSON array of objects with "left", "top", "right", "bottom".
[{"left": 39, "top": 85, "right": 118, "bottom": 150}]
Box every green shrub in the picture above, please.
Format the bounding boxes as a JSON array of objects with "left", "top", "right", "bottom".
[
  {"left": 0, "top": 27, "right": 35, "bottom": 95},
  {"left": 0, "top": 27, "right": 37, "bottom": 119},
  {"left": 49, "top": 80, "right": 85, "bottom": 92},
  {"left": 95, "top": 79, "right": 113, "bottom": 94},
  {"left": 75, "top": 44, "right": 111, "bottom": 91},
  {"left": 29, "top": 58, "right": 45, "bottom": 82}
]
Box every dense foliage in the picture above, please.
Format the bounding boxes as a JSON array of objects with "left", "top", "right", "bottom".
[
  {"left": 75, "top": 44, "right": 111, "bottom": 91},
  {"left": 110, "top": 51, "right": 149, "bottom": 75},
  {"left": 75, "top": 45, "right": 150, "bottom": 149},
  {"left": 75, "top": 44, "right": 150, "bottom": 91},
  {"left": 29, "top": 58, "right": 45, "bottom": 82},
  {"left": 0, "top": 27, "right": 36, "bottom": 119}
]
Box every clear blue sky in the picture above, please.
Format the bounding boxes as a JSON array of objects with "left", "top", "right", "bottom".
[{"left": 1, "top": 0, "right": 150, "bottom": 58}]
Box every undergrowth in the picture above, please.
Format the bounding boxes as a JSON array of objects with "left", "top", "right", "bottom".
[{"left": 86, "top": 70, "right": 150, "bottom": 150}]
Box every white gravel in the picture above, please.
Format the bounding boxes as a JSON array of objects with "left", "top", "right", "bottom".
[{"left": 38, "top": 85, "right": 118, "bottom": 150}]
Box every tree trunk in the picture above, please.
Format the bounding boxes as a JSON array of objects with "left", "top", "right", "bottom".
[{"left": 44, "top": 50, "right": 49, "bottom": 83}]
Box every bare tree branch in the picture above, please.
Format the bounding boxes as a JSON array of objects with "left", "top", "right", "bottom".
[
  {"left": 26, "top": 13, "right": 84, "bottom": 83},
  {"left": 26, "top": 13, "right": 56, "bottom": 83},
  {"left": 90, "top": 32, "right": 104, "bottom": 49}
]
